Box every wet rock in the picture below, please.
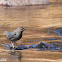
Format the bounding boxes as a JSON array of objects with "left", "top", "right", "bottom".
[
  {"left": 15, "top": 45, "right": 29, "bottom": 50},
  {"left": 29, "top": 44, "right": 37, "bottom": 48},
  {"left": 36, "top": 42, "right": 54, "bottom": 49},
  {"left": 4, "top": 43, "right": 12, "bottom": 50},
  {"left": 29, "top": 42, "right": 54, "bottom": 49},
  {"left": 54, "top": 29, "right": 62, "bottom": 36},
  {"left": 29, "top": 42, "right": 62, "bottom": 51},
  {"left": 4, "top": 44, "right": 29, "bottom": 50},
  {"left": 3, "top": 42, "right": 62, "bottom": 51},
  {"left": 4, "top": 44, "right": 11, "bottom": 47}
]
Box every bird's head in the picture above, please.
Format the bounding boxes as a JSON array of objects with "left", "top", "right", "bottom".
[{"left": 18, "top": 27, "right": 26, "bottom": 32}]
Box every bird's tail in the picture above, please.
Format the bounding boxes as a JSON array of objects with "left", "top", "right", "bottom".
[{"left": 4, "top": 31, "right": 9, "bottom": 37}]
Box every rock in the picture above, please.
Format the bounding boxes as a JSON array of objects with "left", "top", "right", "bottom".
[
  {"left": 0, "top": 0, "right": 50, "bottom": 6},
  {"left": 54, "top": 29, "right": 62, "bottom": 36},
  {"left": 4, "top": 42, "right": 62, "bottom": 51},
  {"left": 36, "top": 42, "right": 54, "bottom": 49},
  {"left": 4, "top": 43, "right": 29, "bottom": 50},
  {"left": 15, "top": 45, "right": 29, "bottom": 50},
  {"left": 29, "top": 44, "right": 37, "bottom": 48}
]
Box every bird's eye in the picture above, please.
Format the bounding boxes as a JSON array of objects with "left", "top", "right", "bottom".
[{"left": 15, "top": 33, "right": 16, "bottom": 35}]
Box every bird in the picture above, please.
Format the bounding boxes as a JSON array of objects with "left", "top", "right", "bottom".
[{"left": 4, "top": 27, "right": 26, "bottom": 49}]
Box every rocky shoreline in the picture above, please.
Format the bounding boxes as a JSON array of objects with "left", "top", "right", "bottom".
[{"left": 0, "top": 0, "right": 50, "bottom": 6}]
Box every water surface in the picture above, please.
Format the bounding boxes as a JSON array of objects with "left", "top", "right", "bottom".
[{"left": 0, "top": 1, "right": 62, "bottom": 62}]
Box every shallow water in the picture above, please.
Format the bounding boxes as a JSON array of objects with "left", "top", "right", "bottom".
[
  {"left": 0, "top": 1, "right": 62, "bottom": 62},
  {"left": 0, "top": 50, "right": 22, "bottom": 62}
]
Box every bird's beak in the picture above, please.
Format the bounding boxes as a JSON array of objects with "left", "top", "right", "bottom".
[{"left": 24, "top": 28, "right": 27, "bottom": 30}]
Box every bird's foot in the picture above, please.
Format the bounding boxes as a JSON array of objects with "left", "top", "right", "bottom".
[{"left": 10, "top": 47, "right": 15, "bottom": 50}]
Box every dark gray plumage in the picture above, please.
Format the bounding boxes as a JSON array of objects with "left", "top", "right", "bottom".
[{"left": 4, "top": 27, "right": 26, "bottom": 49}]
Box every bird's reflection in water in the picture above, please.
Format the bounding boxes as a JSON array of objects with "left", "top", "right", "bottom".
[{"left": 7, "top": 50, "right": 22, "bottom": 62}]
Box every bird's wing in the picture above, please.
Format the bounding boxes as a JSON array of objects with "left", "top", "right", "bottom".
[{"left": 8, "top": 31, "right": 16, "bottom": 41}]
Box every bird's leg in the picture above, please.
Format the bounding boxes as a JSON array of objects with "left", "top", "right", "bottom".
[{"left": 11, "top": 41, "right": 15, "bottom": 49}]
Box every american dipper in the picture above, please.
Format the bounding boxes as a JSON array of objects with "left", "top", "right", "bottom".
[{"left": 4, "top": 27, "right": 26, "bottom": 49}]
